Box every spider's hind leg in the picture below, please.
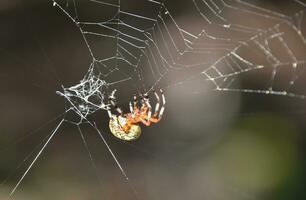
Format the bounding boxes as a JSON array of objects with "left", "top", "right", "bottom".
[
  {"left": 144, "top": 92, "right": 152, "bottom": 119},
  {"left": 149, "top": 89, "right": 165, "bottom": 123},
  {"left": 158, "top": 89, "right": 166, "bottom": 119},
  {"left": 153, "top": 90, "right": 160, "bottom": 117}
]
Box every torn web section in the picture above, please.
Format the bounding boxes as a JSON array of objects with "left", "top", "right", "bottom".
[
  {"left": 159, "top": 0, "right": 306, "bottom": 99},
  {"left": 198, "top": 1, "right": 306, "bottom": 98},
  {"left": 209, "top": 21, "right": 306, "bottom": 98}
]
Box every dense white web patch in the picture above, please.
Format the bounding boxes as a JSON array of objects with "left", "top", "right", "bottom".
[
  {"left": 4, "top": 0, "right": 306, "bottom": 198},
  {"left": 56, "top": 64, "right": 110, "bottom": 123}
]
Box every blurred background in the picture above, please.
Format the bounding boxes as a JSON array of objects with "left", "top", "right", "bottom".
[{"left": 0, "top": 0, "right": 306, "bottom": 200}]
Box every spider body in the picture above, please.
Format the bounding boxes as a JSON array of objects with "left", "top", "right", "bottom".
[{"left": 107, "top": 89, "right": 166, "bottom": 141}]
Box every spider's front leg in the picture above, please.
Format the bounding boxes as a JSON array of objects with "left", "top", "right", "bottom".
[
  {"left": 109, "top": 89, "right": 123, "bottom": 115},
  {"left": 107, "top": 89, "right": 127, "bottom": 132}
]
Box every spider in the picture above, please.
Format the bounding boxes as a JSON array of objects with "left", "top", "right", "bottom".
[{"left": 107, "top": 89, "right": 166, "bottom": 141}]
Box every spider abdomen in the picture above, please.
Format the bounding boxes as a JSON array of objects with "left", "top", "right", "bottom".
[{"left": 109, "top": 115, "right": 141, "bottom": 141}]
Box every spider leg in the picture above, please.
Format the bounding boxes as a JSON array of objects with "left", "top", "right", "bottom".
[
  {"left": 106, "top": 105, "right": 113, "bottom": 118},
  {"left": 109, "top": 89, "right": 117, "bottom": 108},
  {"left": 109, "top": 89, "right": 117, "bottom": 99},
  {"left": 153, "top": 90, "right": 160, "bottom": 117},
  {"left": 149, "top": 89, "right": 165, "bottom": 123},
  {"left": 130, "top": 94, "right": 138, "bottom": 114},
  {"left": 109, "top": 89, "right": 123, "bottom": 115},
  {"left": 144, "top": 93, "right": 152, "bottom": 120},
  {"left": 149, "top": 118, "right": 160, "bottom": 123},
  {"left": 140, "top": 118, "right": 151, "bottom": 126},
  {"left": 133, "top": 95, "right": 138, "bottom": 109},
  {"left": 129, "top": 101, "right": 133, "bottom": 114},
  {"left": 136, "top": 93, "right": 152, "bottom": 126},
  {"left": 158, "top": 89, "right": 166, "bottom": 119}
]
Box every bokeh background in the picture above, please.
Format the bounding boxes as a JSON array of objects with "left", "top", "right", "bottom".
[{"left": 1, "top": 0, "right": 306, "bottom": 200}]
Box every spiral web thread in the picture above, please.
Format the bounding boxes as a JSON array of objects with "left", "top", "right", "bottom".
[{"left": 52, "top": 0, "right": 306, "bottom": 121}]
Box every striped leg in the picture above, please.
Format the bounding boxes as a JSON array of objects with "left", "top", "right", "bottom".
[
  {"left": 149, "top": 89, "right": 165, "bottom": 123},
  {"left": 109, "top": 89, "right": 123, "bottom": 115},
  {"left": 129, "top": 101, "right": 133, "bottom": 114},
  {"left": 106, "top": 105, "right": 113, "bottom": 118},
  {"left": 153, "top": 90, "right": 160, "bottom": 117},
  {"left": 130, "top": 95, "right": 138, "bottom": 113},
  {"left": 158, "top": 89, "right": 166, "bottom": 119},
  {"left": 133, "top": 95, "right": 138, "bottom": 108},
  {"left": 144, "top": 93, "right": 152, "bottom": 120}
]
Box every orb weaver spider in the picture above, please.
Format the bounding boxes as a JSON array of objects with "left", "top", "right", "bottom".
[{"left": 107, "top": 89, "right": 166, "bottom": 141}]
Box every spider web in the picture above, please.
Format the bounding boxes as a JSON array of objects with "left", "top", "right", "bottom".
[
  {"left": 3, "top": 0, "right": 306, "bottom": 198},
  {"left": 52, "top": 0, "right": 306, "bottom": 113}
]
